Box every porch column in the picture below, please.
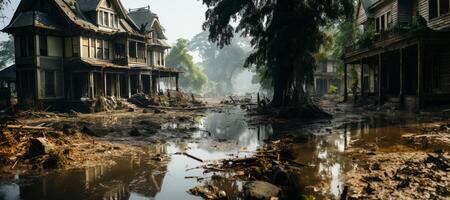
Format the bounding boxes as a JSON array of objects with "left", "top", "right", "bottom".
[
  {"left": 176, "top": 74, "right": 180, "bottom": 91},
  {"left": 89, "top": 72, "right": 94, "bottom": 99},
  {"left": 360, "top": 59, "right": 364, "bottom": 96},
  {"left": 103, "top": 72, "right": 107, "bottom": 96},
  {"left": 152, "top": 74, "right": 158, "bottom": 94},
  {"left": 378, "top": 53, "right": 383, "bottom": 104},
  {"left": 116, "top": 73, "right": 118, "bottom": 98},
  {"left": 344, "top": 63, "right": 348, "bottom": 101},
  {"left": 399, "top": 48, "right": 404, "bottom": 107},
  {"left": 138, "top": 73, "right": 143, "bottom": 93},
  {"left": 417, "top": 42, "right": 423, "bottom": 109},
  {"left": 127, "top": 72, "right": 131, "bottom": 98}
]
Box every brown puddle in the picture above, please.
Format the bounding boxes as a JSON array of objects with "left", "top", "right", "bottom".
[{"left": 1, "top": 109, "right": 449, "bottom": 200}]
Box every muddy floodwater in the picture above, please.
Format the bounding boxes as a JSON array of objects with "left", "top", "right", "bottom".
[{"left": 0, "top": 107, "right": 447, "bottom": 200}]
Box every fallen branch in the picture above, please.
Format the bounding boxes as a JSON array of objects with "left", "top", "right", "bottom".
[{"left": 175, "top": 152, "right": 204, "bottom": 162}]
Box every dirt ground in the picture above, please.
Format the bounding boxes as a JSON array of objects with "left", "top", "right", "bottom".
[{"left": 0, "top": 106, "right": 209, "bottom": 174}]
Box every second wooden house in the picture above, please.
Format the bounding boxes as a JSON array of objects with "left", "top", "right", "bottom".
[{"left": 344, "top": 0, "right": 450, "bottom": 110}]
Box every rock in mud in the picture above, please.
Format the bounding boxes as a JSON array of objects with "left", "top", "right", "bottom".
[
  {"left": 129, "top": 128, "right": 142, "bottom": 137},
  {"left": 271, "top": 166, "right": 289, "bottom": 186},
  {"left": 81, "top": 126, "right": 96, "bottom": 136},
  {"left": 244, "top": 181, "right": 281, "bottom": 200},
  {"left": 28, "top": 138, "right": 55, "bottom": 157},
  {"left": 190, "top": 184, "right": 225, "bottom": 199}
]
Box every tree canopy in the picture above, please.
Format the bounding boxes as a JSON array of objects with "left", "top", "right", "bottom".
[
  {"left": 166, "top": 39, "right": 208, "bottom": 92},
  {"left": 189, "top": 31, "right": 251, "bottom": 93},
  {"left": 0, "top": 36, "right": 14, "bottom": 70},
  {"left": 202, "top": 0, "right": 353, "bottom": 108}
]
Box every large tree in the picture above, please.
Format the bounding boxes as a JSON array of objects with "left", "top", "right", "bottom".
[
  {"left": 202, "top": 0, "right": 352, "bottom": 110},
  {"left": 166, "top": 39, "right": 208, "bottom": 92},
  {"left": 0, "top": 36, "right": 14, "bottom": 70},
  {"left": 189, "top": 31, "right": 251, "bottom": 93}
]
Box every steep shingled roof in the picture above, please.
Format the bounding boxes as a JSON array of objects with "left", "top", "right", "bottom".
[
  {"left": 76, "top": 0, "right": 101, "bottom": 12},
  {"left": 128, "top": 7, "right": 157, "bottom": 32},
  {"left": 0, "top": 65, "right": 16, "bottom": 81},
  {"left": 129, "top": 7, "right": 167, "bottom": 40}
]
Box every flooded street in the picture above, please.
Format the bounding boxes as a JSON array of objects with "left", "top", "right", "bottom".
[{"left": 1, "top": 106, "right": 449, "bottom": 200}]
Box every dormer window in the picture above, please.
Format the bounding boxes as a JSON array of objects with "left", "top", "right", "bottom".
[{"left": 98, "top": 11, "right": 118, "bottom": 28}]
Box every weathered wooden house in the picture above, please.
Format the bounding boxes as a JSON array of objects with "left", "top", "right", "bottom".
[
  {"left": 313, "top": 58, "right": 342, "bottom": 96},
  {"left": 344, "top": 0, "right": 450, "bottom": 110},
  {"left": 2, "top": 0, "right": 180, "bottom": 107}
]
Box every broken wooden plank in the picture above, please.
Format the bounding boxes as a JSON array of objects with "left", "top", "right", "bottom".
[
  {"left": 175, "top": 152, "right": 204, "bottom": 162},
  {"left": 6, "top": 125, "right": 52, "bottom": 131}
]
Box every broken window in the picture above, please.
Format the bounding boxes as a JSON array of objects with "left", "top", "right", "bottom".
[
  {"left": 96, "top": 39, "right": 103, "bottom": 60},
  {"left": 429, "top": 0, "right": 450, "bottom": 19},
  {"left": 90, "top": 38, "right": 96, "bottom": 58},
  {"left": 110, "top": 13, "right": 115, "bottom": 28},
  {"left": 104, "top": 40, "right": 110, "bottom": 60},
  {"left": 82, "top": 37, "right": 89, "bottom": 57},
  {"left": 380, "top": 15, "right": 386, "bottom": 32},
  {"left": 114, "top": 43, "right": 126, "bottom": 59},
  {"left": 129, "top": 41, "right": 137, "bottom": 58},
  {"left": 375, "top": 18, "right": 380, "bottom": 33},
  {"left": 99, "top": 11, "right": 104, "bottom": 25},
  {"left": 137, "top": 43, "right": 145, "bottom": 59},
  {"left": 39, "top": 35, "right": 48, "bottom": 56},
  {"left": 386, "top": 11, "right": 392, "bottom": 28},
  {"left": 104, "top": 12, "right": 109, "bottom": 26},
  {"left": 73, "top": 37, "right": 80, "bottom": 57},
  {"left": 440, "top": 0, "right": 450, "bottom": 15},
  {"left": 19, "top": 36, "right": 34, "bottom": 57},
  {"left": 44, "top": 70, "right": 55, "bottom": 97}
]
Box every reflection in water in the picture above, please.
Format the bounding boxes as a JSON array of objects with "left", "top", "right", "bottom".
[
  {"left": 0, "top": 107, "right": 273, "bottom": 200},
  {"left": 1, "top": 109, "right": 438, "bottom": 200}
]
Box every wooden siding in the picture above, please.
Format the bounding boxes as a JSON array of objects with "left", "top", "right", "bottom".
[
  {"left": 397, "top": 0, "right": 415, "bottom": 25},
  {"left": 373, "top": 0, "right": 398, "bottom": 25},
  {"left": 418, "top": 0, "right": 429, "bottom": 20},
  {"left": 356, "top": 1, "right": 368, "bottom": 25}
]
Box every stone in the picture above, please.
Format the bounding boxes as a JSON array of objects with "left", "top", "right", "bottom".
[
  {"left": 244, "top": 181, "right": 281, "bottom": 200},
  {"left": 28, "top": 138, "right": 55, "bottom": 157},
  {"left": 129, "top": 128, "right": 141, "bottom": 137}
]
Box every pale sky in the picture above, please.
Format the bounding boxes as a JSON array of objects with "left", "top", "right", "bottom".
[{"left": 0, "top": 0, "right": 207, "bottom": 44}]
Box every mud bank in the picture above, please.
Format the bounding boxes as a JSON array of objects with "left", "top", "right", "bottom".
[{"left": 0, "top": 107, "right": 208, "bottom": 174}]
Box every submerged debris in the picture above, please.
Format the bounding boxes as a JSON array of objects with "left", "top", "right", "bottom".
[
  {"left": 244, "top": 181, "right": 281, "bottom": 200},
  {"left": 345, "top": 151, "right": 450, "bottom": 199},
  {"left": 189, "top": 184, "right": 226, "bottom": 200}
]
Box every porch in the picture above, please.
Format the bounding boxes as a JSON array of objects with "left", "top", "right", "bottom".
[{"left": 343, "top": 30, "right": 450, "bottom": 110}]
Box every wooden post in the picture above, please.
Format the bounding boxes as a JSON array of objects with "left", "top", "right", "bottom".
[
  {"left": 115, "top": 73, "right": 121, "bottom": 98},
  {"left": 378, "top": 53, "right": 383, "bottom": 104},
  {"left": 89, "top": 72, "right": 94, "bottom": 99},
  {"left": 344, "top": 63, "right": 348, "bottom": 101},
  {"left": 417, "top": 42, "right": 423, "bottom": 109},
  {"left": 360, "top": 59, "right": 364, "bottom": 97},
  {"left": 138, "top": 73, "right": 143, "bottom": 93},
  {"left": 399, "top": 48, "right": 404, "bottom": 108},
  {"left": 103, "top": 71, "right": 107, "bottom": 96},
  {"left": 127, "top": 72, "right": 131, "bottom": 98},
  {"left": 175, "top": 74, "right": 179, "bottom": 91}
]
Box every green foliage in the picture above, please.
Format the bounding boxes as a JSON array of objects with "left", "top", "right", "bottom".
[
  {"left": 355, "top": 25, "right": 375, "bottom": 49},
  {"left": 201, "top": 0, "right": 353, "bottom": 106},
  {"left": 189, "top": 31, "right": 251, "bottom": 93},
  {"left": 166, "top": 39, "right": 208, "bottom": 92},
  {"left": 328, "top": 84, "right": 338, "bottom": 94},
  {"left": 0, "top": 36, "right": 14, "bottom": 70}
]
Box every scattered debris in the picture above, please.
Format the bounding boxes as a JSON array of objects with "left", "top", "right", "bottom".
[
  {"left": 243, "top": 181, "right": 281, "bottom": 200},
  {"left": 190, "top": 184, "right": 226, "bottom": 200}
]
